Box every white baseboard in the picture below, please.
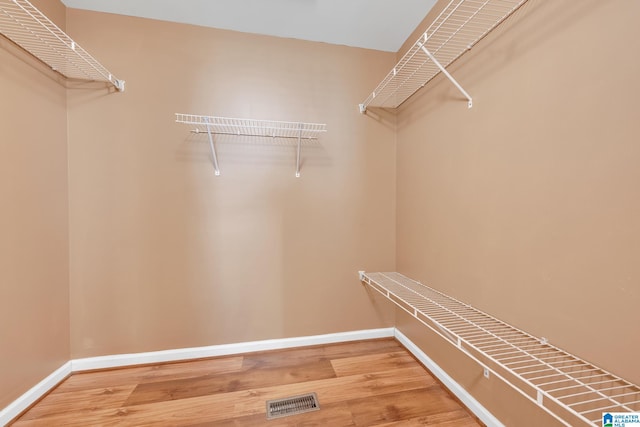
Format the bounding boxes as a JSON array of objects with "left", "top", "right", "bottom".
[
  {"left": 0, "top": 361, "right": 72, "bottom": 427},
  {"left": 1, "top": 328, "right": 501, "bottom": 427},
  {"left": 394, "top": 329, "right": 504, "bottom": 427},
  {"left": 1, "top": 328, "right": 394, "bottom": 425},
  {"left": 72, "top": 328, "right": 395, "bottom": 372}
]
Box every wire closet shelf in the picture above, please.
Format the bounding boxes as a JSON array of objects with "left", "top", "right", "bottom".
[
  {"left": 359, "top": 0, "right": 527, "bottom": 112},
  {"left": 359, "top": 272, "right": 640, "bottom": 427},
  {"left": 175, "top": 113, "right": 327, "bottom": 177},
  {"left": 0, "top": 0, "right": 124, "bottom": 91}
]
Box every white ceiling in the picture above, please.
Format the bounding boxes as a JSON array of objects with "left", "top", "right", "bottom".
[{"left": 59, "top": 0, "right": 437, "bottom": 52}]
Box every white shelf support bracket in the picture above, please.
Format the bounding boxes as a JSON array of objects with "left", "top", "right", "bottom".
[
  {"left": 419, "top": 43, "right": 473, "bottom": 108},
  {"left": 358, "top": 271, "right": 366, "bottom": 281},
  {"left": 295, "top": 123, "right": 303, "bottom": 178},
  {"left": 114, "top": 79, "right": 125, "bottom": 92},
  {"left": 204, "top": 120, "right": 221, "bottom": 176},
  {"left": 359, "top": 103, "right": 367, "bottom": 114}
]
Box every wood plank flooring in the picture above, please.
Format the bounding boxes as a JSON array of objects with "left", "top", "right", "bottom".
[{"left": 11, "top": 339, "right": 482, "bottom": 426}]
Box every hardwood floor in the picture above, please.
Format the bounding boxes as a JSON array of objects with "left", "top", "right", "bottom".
[{"left": 11, "top": 339, "right": 482, "bottom": 426}]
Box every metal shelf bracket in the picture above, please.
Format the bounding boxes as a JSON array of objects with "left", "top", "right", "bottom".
[
  {"left": 295, "top": 123, "right": 303, "bottom": 178},
  {"left": 204, "top": 118, "right": 221, "bottom": 176},
  {"left": 418, "top": 42, "right": 472, "bottom": 108}
]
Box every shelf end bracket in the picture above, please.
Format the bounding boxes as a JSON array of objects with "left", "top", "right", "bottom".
[{"left": 359, "top": 104, "right": 367, "bottom": 114}]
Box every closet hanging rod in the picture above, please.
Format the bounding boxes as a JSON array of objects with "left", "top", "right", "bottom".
[
  {"left": 0, "top": 0, "right": 124, "bottom": 91},
  {"left": 359, "top": 0, "right": 528, "bottom": 113}
]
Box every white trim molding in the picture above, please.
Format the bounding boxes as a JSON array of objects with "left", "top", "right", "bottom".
[
  {"left": 0, "top": 328, "right": 393, "bottom": 425},
  {"left": 0, "top": 361, "right": 72, "bottom": 426},
  {"left": 394, "top": 329, "right": 504, "bottom": 427},
  {"left": 71, "top": 328, "right": 395, "bottom": 372},
  {"left": 0, "top": 328, "right": 501, "bottom": 427}
]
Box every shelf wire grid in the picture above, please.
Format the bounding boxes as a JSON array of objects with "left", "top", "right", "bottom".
[
  {"left": 175, "top": 114, "right": 327, "bottom": 140},
  {"left": 0, "top": 0, "right": 124, "bottom": 90},
  {"left": 175, "top": 113, "right": 326, "bottom": 177},
  {"left": 360, "top": 0, "right": 527, "bottom": 110},
  {"left": 361, "top": 272, "right": 640, "bottom": 427}
]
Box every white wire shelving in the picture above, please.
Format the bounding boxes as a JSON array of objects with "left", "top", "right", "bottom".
[
  {"left": 0, "top": 0, "right": 124, "bottom": 91},
  {"left": 175, "top": 113, "right": 327, "bottom": 177},
  {"left": 359, "top": 271, "right": 640, "bottom": 427},
  {"left": 359, "top": 0, "right": 528, "bottom": 113}
]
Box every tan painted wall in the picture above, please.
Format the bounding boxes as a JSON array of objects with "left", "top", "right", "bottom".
[
  {"left": 65, "top": 10, "right": 396, "bottom": 358},
  {"left": 0, "top": 0, "right": 70, "bottom": 409},
  {"left": 395, "top": 0, "right": 640, "bottom": 423},
  {"left": 6, "top": 2, "right": 636, "bottom": 425}
]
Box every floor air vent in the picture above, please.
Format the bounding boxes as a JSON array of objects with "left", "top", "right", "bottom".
[{"left": 266, "top": 392, "right": 320, "bottom": 419}]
